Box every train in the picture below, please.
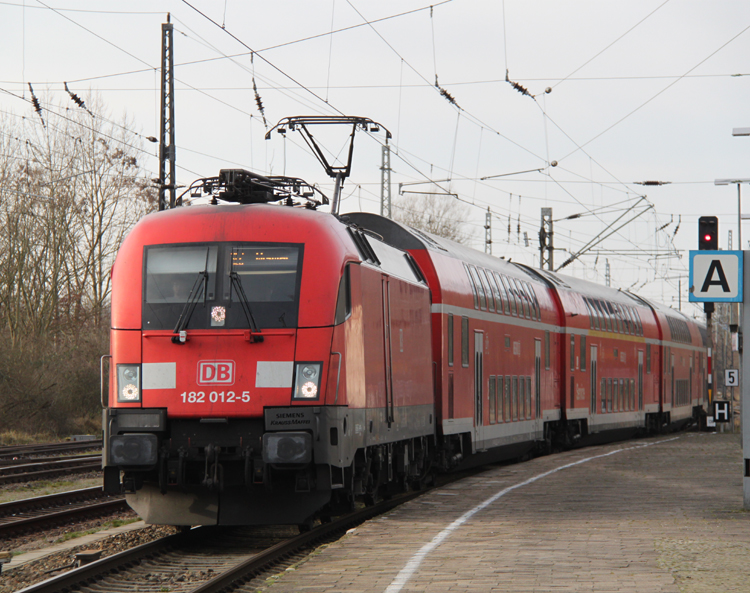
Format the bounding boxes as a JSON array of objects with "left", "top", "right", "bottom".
[{"left": 102, "top": 168, "right": 708, "bottom": 528}]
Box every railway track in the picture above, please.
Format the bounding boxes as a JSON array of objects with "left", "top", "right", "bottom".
[
  {"left": 0, "top": 455, "right": 102, "bottom": 486},
  {"left": 16, "top": 489, "right": 423, "bottom": 593},
  {"left": 0, "top": 440, "right": 102, "bottom": 462},
  {"left": 0, "top": 487, "right": 129, "bottom": 539}
]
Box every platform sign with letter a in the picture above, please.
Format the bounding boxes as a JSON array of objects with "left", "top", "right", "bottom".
[{"left": 689, "top": 250, "right": 743, "bottom": 302}]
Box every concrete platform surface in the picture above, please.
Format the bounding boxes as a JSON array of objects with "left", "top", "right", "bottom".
[{"left": 262, "top": 433, "right": 748, "bottom": 593}]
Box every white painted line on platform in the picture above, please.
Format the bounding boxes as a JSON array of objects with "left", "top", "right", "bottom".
[{"left": 384, "top": 437, "right": 680, "bottom": 593}]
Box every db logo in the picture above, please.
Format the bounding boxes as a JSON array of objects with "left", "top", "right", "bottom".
[{"left": 197, "top": 360, "right": 235, "bottom": 385}]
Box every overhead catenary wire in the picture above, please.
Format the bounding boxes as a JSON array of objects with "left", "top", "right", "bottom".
[{"left": 8, "top": 2, "right": 695, "bottom": 300}]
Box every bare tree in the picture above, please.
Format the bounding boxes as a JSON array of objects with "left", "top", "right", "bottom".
[
  {"left": 0, "top": 95, "right": 156, "bottom": 435},
  {"left": 392, "top": 189, "right": 470, "bottom": 244}
]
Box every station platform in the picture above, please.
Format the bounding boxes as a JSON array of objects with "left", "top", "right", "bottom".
[{"left": 264, "top": 433, "right": 748, "bottom": 592}]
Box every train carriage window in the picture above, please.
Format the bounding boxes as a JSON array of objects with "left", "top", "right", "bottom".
[
  {"left": 601, "top": 378, "right": 607, "bottom": 413},
  {"left": 513, "top": 278, "right": 531, "bottom": 318},
  {"left": 612, "top": 304, "right": 620, "bottom": 333},
  {"left": 334, "top": 264, "right": 351, "bottom": 325},
  {"left": 584, "top": 298, "right": 594, "bottom": 330},
  {"left": 634, "top": 309, "right": 643, "bottom": 336},
  {"left": 627, "top": 306, "right": 637, "bottom": 335},
  {"left": 594, "top": 300, "right": 606, "bottom": 331},
  {"left": 464, "top": 264, "right": 479, "bottom": 309},
  {"left": 500, "top": 275, "right": 518, "bottom": 316},
  {"left": 594, "top": 300, "right": 609, "bottom": 332},
  {"left": 624, "top": 378, "right": 629, "bottom": 411},
  {"left": 607, "top": 378, "right": 613, "bottom": 412},
  {"left": 487, "top": 271, "right": 504, "bottom": 314},
  {"left": 529, "top": 283, "right": 541, "bottom": 320},
  {"left": 479, "top": 269, "right": 496, "bottom": 312},
  {"left": 618, "top": 304, "right": 627, "bottom": 334},
  {"left": 606, "top": 302, "right": 615, "bottom": 332},
  {"left": 497, "top": 376, "right": 504, "bottom": 423},
  {"left": 489, "top": 376, "right": 496, "bottom": 424},
  {"left": 580, "top": 336, "right": 586, "bottom": 372},
  {"left": 461, "top": 316, "right": 470, "bottom": 367},
  {"left": 512, "top": 376, "right": 519, "bottom": 421},
  {"left": 504, "top": 376, "right": 511, "bottom": 422},
  {"left": 448, "top": 313, "right": 454, "bottom": 367},
  {"left": 544, "top": 331, "right": 551, "bottom": 370},
  {"left": 519, "top": 377, "right": 525, "bottom": 420},
  {"left": 630, "top": 378, "right": 636, "bottom": 410},
  {"left": 621, "top": 306, "right": 631, "bottom": 335},
  {"left": 616, "top": 304, "right": 626, "bottom": 334},
  {"left": 523, "top": 282, "right": 539, "bottom": 320},
  {"left": 588, "top": 299, "right": 604, "bottom": 330},
  {"left": 494, "top": 272, "right": 511, "bottom": 315},
  {"left": 619, "top": 378, "right": 625, "bottom": 412},
  {"left": 646, "top": 344, "right": 651, "bottom": 373},
  {"left": 468, "top": 265, "right": 487, "bottom": 310},
  {"left": 620, "top": 306, "right": 630, "bottom": 335},
  {"left": 526, "top": 377, "right": 532, "bottom": 419}
]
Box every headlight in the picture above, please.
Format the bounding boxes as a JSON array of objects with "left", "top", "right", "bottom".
[
  {"left": 263, "top": 432, "right": 312, "bottom": 464},
  {"left": 110, "top": 434, "right": 157, "bottom": 465},
  {"left": 117, "top": 364, "right": 141, "bottom": 403},
  {"left": 293, "top": 362, "right": 322, "bottom": 400}
]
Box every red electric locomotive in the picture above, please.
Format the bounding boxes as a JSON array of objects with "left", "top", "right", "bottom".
[
  {"left": 103, "top": 172, "right": 434, "bottom": 526},
  {"left": 103, "top": 168, "right": 707, "bottom": 528}
]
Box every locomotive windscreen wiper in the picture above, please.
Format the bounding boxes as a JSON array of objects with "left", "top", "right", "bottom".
[
  {"left": 229, "top": 247, "right": 262, "bottom": 336},
  {"left": 172, "top": 249, "right": 210, "bottom": 343},
  {"left": 229, "top": 271, "right": 262, "bottom": 335}
]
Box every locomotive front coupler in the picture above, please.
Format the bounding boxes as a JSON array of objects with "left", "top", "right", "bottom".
[{"left": 202, "top": 443, "right": 224, "bottom": 491}]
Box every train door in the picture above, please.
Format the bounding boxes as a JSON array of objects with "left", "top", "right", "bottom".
[
  {"left": 382, "top": 275, "right": 394, "bottom": 426},
  {"left": 474, "top": 331, "right": 484, "bottom": 449},
  {"left": 590, "top": 345, "right": 598, "bottom": 413},
  {"left": 638, "top": 351, "right": 644, "bottom": 410}
]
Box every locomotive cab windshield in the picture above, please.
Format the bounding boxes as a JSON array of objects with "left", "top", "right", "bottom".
[{"left": 143, "top": 242, "right": 303, "bottom": 331}]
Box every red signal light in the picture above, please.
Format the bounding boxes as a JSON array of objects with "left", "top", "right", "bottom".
[{"left": 704, "top": 234, "right": 713, "bottom": 242}]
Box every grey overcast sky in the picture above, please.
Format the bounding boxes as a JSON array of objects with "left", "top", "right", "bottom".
[{"left": 2, "top": 0, "right": 750, "bottom": 316}]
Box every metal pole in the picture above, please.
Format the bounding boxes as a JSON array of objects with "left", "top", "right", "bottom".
[
  {"left": 380, "top": 143, "right": 392, "bottom": 218},
  {"left": 159, "top": 16, "right": 175, "bottom": 211},
  {"left": 485, "top": 208, "right": 492, "bottom": 254},
  {"left": 739, "top": 183, "right": 742, "bottom": 251}
]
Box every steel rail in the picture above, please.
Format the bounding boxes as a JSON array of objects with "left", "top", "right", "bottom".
[
  {"left": 0, "top": 454, "right": 101, "bottom": 468},
  {"left": 0, "top": 498, "right": 129, "bottom": 539},
  {"left": 15, "top": 489, "right": 425, "bottom": 593},
  {"left": 0, "top": 440, "right": 102, "bottom": 460},
  {"left": 187, "top": 491, "right": 423, "bottom": 593},
  {"left": 0, "top": 486, "right": 106, "bottom": 518},
  {"left": 15, "top": 529, "right": 192, "bottom": 593},
  {"left": 0, "top": 461, "right": 102, "bottom": 486}
]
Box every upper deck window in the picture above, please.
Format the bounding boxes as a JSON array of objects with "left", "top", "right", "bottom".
[{"left": 143, "top": 242, "right": 303, "bottom": 331}]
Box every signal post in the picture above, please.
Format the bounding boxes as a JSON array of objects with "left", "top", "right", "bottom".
[{"left": 689, "top": 217, "right": 749, "bottom": 507}]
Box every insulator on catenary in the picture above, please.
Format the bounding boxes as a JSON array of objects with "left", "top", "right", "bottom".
[
  {"left": 252, "top": 78, "right": 267, "bottom": 129},
  {"left": 28, "top": 83, "right": 45, "bottom": 128},
  {"left": 64, "top": 82, "right": 94, "bottom": 117},
  {"left": 434, "top": 75, "right": 460, "bottom": 109},
  {"left": 505, "top": 70, "right": 532, "bottom": 98}
]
